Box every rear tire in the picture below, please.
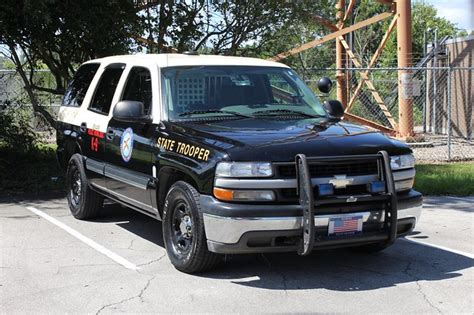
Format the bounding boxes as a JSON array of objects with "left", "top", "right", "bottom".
[
  {"left": 66, "top": 154, "right": 103, "bottom": 220},
  {"left": 163, "top": 181, "right": 221, "bottom": 273}
]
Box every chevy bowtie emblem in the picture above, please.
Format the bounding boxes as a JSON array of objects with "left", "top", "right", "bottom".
[
  {"left": 329, "top": 175, "right": 354, "bottom": 188},
  {"left": 346, "top": 196, "right": 358, "bottom": 203}
]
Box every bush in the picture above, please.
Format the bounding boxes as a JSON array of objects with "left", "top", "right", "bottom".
[
  {"left": 0, "top": 143, "right": 64, "bottom": 196},
  {"left": 0, "top": 101, "right": 38, "bottom": 152}
]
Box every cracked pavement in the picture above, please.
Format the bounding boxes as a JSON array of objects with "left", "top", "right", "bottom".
[{"left": 0, "top": 196, "right": 473, "bottom": 313}]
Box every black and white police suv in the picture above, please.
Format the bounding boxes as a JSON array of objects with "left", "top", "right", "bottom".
[{"left": 57, "top": 53, "right": 422, "bottom": 273}]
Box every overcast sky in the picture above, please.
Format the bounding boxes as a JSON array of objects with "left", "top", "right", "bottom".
[{"left": 426, "top": 0, "right": 473, "bottom": 31}]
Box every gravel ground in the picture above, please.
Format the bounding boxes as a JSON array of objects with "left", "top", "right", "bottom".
[{"left": 408, "top": 133, "right": 474, "bottom": 162}]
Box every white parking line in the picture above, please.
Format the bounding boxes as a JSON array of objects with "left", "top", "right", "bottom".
[
  {"left": 403, "top": 237, "right": 474, "bottom": 259},
  {"left": 25, "top": 206, "right": 140, "bottom": 270}
]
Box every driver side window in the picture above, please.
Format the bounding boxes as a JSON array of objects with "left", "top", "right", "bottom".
[
  {"left": 268, "top": 73, "right": 301, "bottom": 104},
  {"left": 122, "top": 67, "right": 153, "bottom": 114}
]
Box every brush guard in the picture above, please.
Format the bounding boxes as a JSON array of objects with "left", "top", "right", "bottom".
[{"left": 295, "top": 150, "right": 397, "bottom": 256}]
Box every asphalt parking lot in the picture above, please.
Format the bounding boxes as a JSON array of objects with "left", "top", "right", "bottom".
[{"left": 1, "top": 195, "right": 473, "bottom": 314}]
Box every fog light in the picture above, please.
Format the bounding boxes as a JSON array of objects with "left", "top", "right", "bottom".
[
  {"left": 316, "top": 183, "right": 334, "bottom": 196},
  {"left": 368, "top": 181, "right": 385, "bottom": 193},
  {"left": 213, "top": 187, "right": 275, "bottom": 202},
  {"left": 395, "top": 178, "right": 414, "bottom": 192},
  {"left": 233, "top": 190, "right": 275, "bottom": 201}
]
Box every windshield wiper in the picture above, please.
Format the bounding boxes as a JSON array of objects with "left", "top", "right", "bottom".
[
  {"left": 252, "top": 109, "right": 326, "bottom": 118},
  {"left": 178, "top": 109, "right": 253, "bottom": 118}
]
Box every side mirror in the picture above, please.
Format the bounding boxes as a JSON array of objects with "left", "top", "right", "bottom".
[
  {"left": 323, "top": 100, "right": 344, "bottom": 120},
  {"left": 113, "top": 101, "right": 151, "bottom": 123},
  {"left": 317, "top": 77, "right": 333, "bottom": 94}
]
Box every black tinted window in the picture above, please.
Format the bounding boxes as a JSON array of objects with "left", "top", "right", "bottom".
[
  {"left": 122, "top": 67, "right": 152, "bottom": 114},
  {"left": 89, "top": 64, "right": 125, "bottom": 114},
  {"left": 62, "top": 63, "right": 100, "bottom": 107}
]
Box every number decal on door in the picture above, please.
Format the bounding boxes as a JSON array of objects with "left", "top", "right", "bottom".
[{"left": 91, "top": 137, "right": 99, "bottom": 152}]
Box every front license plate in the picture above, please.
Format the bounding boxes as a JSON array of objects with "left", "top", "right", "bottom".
[{"left": 328, "top": 215, "right": 363, "bottom": 236}]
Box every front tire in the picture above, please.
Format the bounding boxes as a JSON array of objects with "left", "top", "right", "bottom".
[
  {"left": 163, "top": 181, "right": 220, "bottom": 273},
  {"left": 66, "top": 154, "right": 103, "bottom": 220}
]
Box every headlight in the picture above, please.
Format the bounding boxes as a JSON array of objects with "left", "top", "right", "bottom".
[
  {"left": 390, "top": 154, "right": 415, "bottom": 170},
  {"left": 215, "top": 162, "right": 273, "bottom": 178}
]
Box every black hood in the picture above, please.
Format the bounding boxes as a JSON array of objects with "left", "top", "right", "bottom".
[{"left": 168, "top": 118, "right": 411, "bottom": 162}]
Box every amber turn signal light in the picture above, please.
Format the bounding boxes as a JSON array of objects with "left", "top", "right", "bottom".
[{"left": 213, "top": 187, "right": 234, "bottom": 201}]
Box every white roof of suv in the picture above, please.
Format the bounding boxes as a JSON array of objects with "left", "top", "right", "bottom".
[{"left": 85, "top": 53, "right": 290, "bottom": 68}]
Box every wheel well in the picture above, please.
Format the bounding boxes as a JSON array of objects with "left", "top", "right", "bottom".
[
  {"left": 62, "top": 143, "right": 82, "bottom": 170},
  {"left": 157, "top": 168, "right": 199, "bottom": 217}
]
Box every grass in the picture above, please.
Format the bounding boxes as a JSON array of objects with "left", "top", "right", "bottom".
[
  {"left": 1, "top": 142, "right": 473, "bottom": 197},
  {"left": 414, "top": 163, "right": 474, "bottom": 196},
  {"left": 0, "top": 143, "right": 65, "bottom": 197}
]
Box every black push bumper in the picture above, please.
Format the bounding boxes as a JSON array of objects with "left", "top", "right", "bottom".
[
  {"left": 202, "top": 190, "right": 422, "bottom": 254},
  {"left": 202, "top": 152, "right": 422, "bottom": 255}
]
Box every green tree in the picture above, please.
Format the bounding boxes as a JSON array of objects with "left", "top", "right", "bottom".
[
  {"left": 382, "top": 0, "right": 467, "bottom": 66},
  {"left": 351, "top": 0, "right": 466, "bottom": 67},
  {"left": 0, "top": 0, "right": 142, "bottom": 127},
  {"left": 141, "top": 0, "right": 335, "bottom": 58}
]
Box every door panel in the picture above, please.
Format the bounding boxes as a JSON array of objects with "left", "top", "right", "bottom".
[
  {"left": 104, "top": 66, "right": 156, "bottom": 213},
  {"left": 104, "top": 120, "right": 155, "bottom": 212},
  {"left": 81, "top": 63, "right": 126, "bottom": 187}
]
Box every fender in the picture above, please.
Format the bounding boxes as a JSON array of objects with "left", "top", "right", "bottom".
[{"left": 56, "top": 121, "right": 83, "bottom": 171}]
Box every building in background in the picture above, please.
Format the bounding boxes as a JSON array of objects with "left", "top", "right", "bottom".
[{"left": 425, "top": 35, "right": 473, "bottom": 139}]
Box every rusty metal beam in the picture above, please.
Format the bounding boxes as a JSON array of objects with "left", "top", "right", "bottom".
[
  {"left": 269, "top": 12, "right": 393, "bottom": 61},
  {"left": 336, "top": 0, "right": 347, "bottom": 107},
  {"left": 344, "top": 113, "right": 396, "bottom": 135},
  {"left": 375, "top": 0, "right": 395, "bottom": 5},
  {"left": 338, "top": 36, "right": 397, "bottom": 128},
  {"left": 343, "top": 0, "right": 356, "bottom": 22},
  {"left": 397, "top": 0, "right": 414, "bottom": 137},
  {"left": 309, "top": 14, "right": 338, "bottom": 32},
  {"left": 345, "top": 16, "right": 397, "bottom": 111}
]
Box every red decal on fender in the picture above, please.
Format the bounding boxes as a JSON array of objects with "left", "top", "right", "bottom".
[{"left": 87, "top": 129, "right": 105, "bottom": 139}]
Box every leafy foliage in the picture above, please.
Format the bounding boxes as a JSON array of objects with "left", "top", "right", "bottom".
[
  {"left": 0, "top": 0, "right": 141, "bottom": 89},
  {"left": 0, "top": 101, "right": 38, "bottom": 152},
  {"left": 352, "top": 0, "right": 466, "bottom": 67},
  {"left": 0, "top": 0, "right": 468, "bottom": 132},
  {"left": 0, "top": 143, "right": 64, "bottom": 196},
  {"left": 0, "top": 0, "right": 142, "bottom": 128},
  {"left": 141, "top": 0, "right": 335, "bottom": 57}
]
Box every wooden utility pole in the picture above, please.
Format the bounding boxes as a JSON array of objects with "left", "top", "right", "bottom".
[
  {"left": 336, "top": 0, "right": 347, "bottom": 107},
  {"left": 396, "top": 0, "right": 414, "bottom": 137}
]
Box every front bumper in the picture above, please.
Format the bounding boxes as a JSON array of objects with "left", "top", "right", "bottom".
[{"left": 201, "top": 190, "right": 422, "bottom": 254}]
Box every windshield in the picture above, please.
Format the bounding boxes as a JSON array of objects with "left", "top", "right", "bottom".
[{"left": 161, "top": 66, "right": 327, "bottom": 121}]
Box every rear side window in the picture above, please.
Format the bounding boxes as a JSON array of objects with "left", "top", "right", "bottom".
[
  {"left": 122, "top": 67, "right": 153, "bottom": 114},
  {"left": 89, "top": 64, "right": 125, "bottom": 114},
  {"left": 62, "top": 63, "right": 100, "bottom": 107}
]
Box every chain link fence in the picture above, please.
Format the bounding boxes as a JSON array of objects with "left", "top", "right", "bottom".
[
  {"left": 1, "top": 67, "right": 473, "bottom": 161},
  {"left": 303, "top": 67, "right": 473, "bottom": 162},
  {"left": 0, "top": 69, "right": 61, "bottom": 140}
]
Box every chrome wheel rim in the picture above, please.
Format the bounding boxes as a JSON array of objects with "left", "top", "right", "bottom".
[
  {"left": 171, "top": 201, "right": 193, "bottom": 256},
  {"left": 70, "top": 167, "right": 81, "bottom": 207}
]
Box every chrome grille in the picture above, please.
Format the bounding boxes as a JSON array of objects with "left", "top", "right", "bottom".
[{"left": 276, "top": 160, "right": 379, "bottom": 178}]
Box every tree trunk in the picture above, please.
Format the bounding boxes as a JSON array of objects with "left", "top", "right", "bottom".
[{"left": 9, "top": 45, "right": 58, "bottom": 130}]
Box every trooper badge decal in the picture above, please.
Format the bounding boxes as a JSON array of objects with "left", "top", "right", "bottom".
[{"left": 120, "top": 127, "right": 134, "bottom": 162}]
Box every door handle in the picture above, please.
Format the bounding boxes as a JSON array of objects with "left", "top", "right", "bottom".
[
  {"left": 80, "top": 122, "right": 87, "bottom": 133},
  {"left": 106, "top": 127, "right": 115, "bottom": 140}
]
